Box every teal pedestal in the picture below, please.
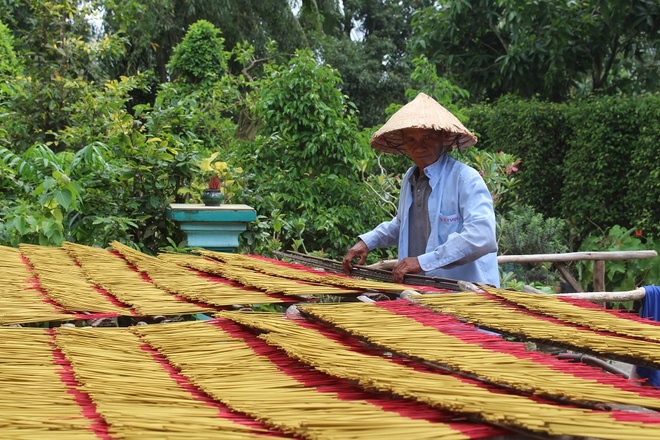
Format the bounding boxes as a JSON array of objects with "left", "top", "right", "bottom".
[{"left": 166, "top": 203, "right": 257, "bottom": 252}]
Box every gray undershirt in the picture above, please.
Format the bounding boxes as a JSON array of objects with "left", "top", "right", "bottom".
[{"left": 408, "top": 167, "right": 431, "bottom": 258}]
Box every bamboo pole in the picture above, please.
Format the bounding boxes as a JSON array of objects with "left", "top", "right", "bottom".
[
  {"left": 556, "top": 287, "right": 647, "bottom": 303},
  {"left": 497, "top": 250, "right": 657, "bottom": 264},
  {"left": 372, "top": 251, "right": 657, "bottom": 267}
]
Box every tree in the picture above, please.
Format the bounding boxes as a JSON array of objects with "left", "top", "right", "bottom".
[
  {"left": 0, "top": 0, "right": 135, "bottom": 152},
  {"left": 233, "top": 49, "right": 380, "bottom": 256},
  {"left": 168, "top": 20, "right": 229, "bottom": 84},
  {"left": 99, "top": 0, "right": 306, "bottom": 84},
  {"left": 409, "top": 0, "right": 660, "bottom": 102},
  {"left": 315, "top": 0, "right": 435, "bottom": 128}
]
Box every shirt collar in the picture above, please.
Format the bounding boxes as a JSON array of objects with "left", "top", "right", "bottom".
[{"left": 422, "top": 152, "right": 449, "bottom": 186}]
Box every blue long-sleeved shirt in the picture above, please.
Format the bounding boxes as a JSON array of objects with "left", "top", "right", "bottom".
[{"left": 359, "top": 153, "right": 500, "bottom": 286}]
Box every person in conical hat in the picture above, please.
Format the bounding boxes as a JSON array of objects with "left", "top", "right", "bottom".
[{"left": 342, "top": 93, "right": 499, "bottom": 286}]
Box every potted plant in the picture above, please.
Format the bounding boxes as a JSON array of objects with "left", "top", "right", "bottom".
[
  {"left": 201, "top": 174, "right": 225, "bottom": 206},
  {"left": 197, "top": 152, "right": 243, "bottom": 206}
]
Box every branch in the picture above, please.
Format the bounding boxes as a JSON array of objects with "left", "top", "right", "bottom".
[
  {"left": 361, "top": 155, "right": 398, "bottom": 214},
  {"left": 241, "top": 56, "right": 274, "bottom": 82}
]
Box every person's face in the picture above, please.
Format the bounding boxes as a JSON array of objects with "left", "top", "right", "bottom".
[{"left": 400, "top": 128, "right": 446, "bottom": 170}]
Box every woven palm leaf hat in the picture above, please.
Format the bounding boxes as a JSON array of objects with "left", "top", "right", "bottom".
[{"left": 370, "top": 92, "right": 478, "bottom": 155}]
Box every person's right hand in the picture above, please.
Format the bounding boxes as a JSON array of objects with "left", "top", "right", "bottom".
[{"left": 342, "top": 240, "right": 369, "bottom": 275}]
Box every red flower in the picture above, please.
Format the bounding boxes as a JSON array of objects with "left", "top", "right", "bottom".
[
  {"left": 207, "top": 176, "right": 221, "bottom": 190},
  {"left": 635, "top": 229, "right": 643, "bottom": 237}
]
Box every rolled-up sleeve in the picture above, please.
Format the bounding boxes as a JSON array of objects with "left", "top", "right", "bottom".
[{"left": 359, "top": 215, "right": 401, "bottom": 250}]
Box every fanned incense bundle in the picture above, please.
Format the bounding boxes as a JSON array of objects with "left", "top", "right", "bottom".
[
  {"left": 484, "top": 286, "right": 660, "bottom": 341},
  {"left": 0, "top": 328, "right": 98, "bottom": 439},
  {"left": 110, "top": 241, "right": 279, "bottom": 307},
  {"left": 198, "top": 249, "right": 410, "bottom": 292},
  {"left": 135, "top": 320, "right": 480, "bottom": 440},
  {"left": 55, "top": 326, "right": 276, "bottom": 439},
  {"left": 220, "top": 311, "right": 660, "bottom": 440},
  {"left": 296, "top": 301, "right": 660, "bottom": 410},
  {"left": 19, "top": 244, "right": 127, "bottom": 314},
  {"left": 416, "top": 292, "right": 660, "bottom": 368},
  {"left": 0, "top": 245, "right": 74, "bottom": 324},
  {"left": 62, "top": 242, "right": 210, "bottom": 316},
  {"left": 160, "top": 252, "right": 362, "bottom": 297}
]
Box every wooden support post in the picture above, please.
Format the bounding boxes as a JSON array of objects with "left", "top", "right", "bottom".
[
  {"left": 592, "top": 260, "right": 606, "bottom": 308},
  {"left": 593, "top": 260, "right": 606, "bottom": 292}
]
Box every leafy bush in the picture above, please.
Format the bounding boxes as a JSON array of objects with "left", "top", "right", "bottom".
[
  {"left": 232, "top": 50, "right": 386, "bottom": 259},
  {"left": 0, "top": 73, "right": 212, "bottom": 253},
  {"left": 623, "top": 94, "right": 660, "bottom": 236},
  {"left": 468, "top": 94, "right": 660, "bottom": 247},
  {"left": 497, "top": 205, "right": 568, "bottom": 256},
  {"left": 0, "top": 20, "right": 21, "bottom": 77},
  {"left": 576, "top": 225, "right": 660, "bottom": 291},
  {"left": 497, "top": 205, "right": 569, "bottom": 292},
  {"left": 467, "top": 98, "right": 569, "bottom": 220},
  {"left": 454, "top": 148, "right": 521, "bottom": 216},
  {"left": 561, "top": 96, "right": 641, "bottom": 240}
]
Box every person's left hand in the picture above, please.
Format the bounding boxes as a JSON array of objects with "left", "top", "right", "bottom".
[{"left": 391, "top": 257, "right": 422, "bottom": 283}]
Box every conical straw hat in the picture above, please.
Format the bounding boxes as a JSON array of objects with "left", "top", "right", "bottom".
[{"left": 370, "top": 92, "right": 477, "bottom": 154}]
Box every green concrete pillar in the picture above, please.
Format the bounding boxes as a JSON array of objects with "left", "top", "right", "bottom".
[{"left": 166, "top": 204, "right": 257, "bottom": 252}]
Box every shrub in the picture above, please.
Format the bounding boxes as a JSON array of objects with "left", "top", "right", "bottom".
[
  {"left": 467, "top": 98, "right": 569, "bottom": 220},
  {"left": 561, "top": 96, "right": 640, "bottom": 240},
  {"left": 497, "top": 205, "right": 568, "bottom": 256},
  {"left": 233, "top": 50, "right": 394, "bottom": 259},
  {"left": 576, "top": 225, "right": 660, "bottom": 291},
  {"left": 497, "top": 205, "right": 569, "bottom": 291}
]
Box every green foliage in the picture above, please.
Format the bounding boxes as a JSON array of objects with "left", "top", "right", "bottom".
[
  {"left": 383, "top": 55, "right": 470, "bottom": 123},
  {"left": 407, "top": 55, "right": 470, "bottom": 118},
  {"left": 468, "top": 94, "right": 660, "bottom": 246},
  {"left": 561, "top": 96, "right": 646, "bottom": 239},
  {"left": 0, "top": 75, "right": 88, "bottom": 153},
  {"left": 622, "top": 94, "right": 660, "bottom": 236},
  {"left": 0, "top": 20, "right": 21, "bottom": 77},
  {"left": 466, "top": 98, "right": 569, "bottom": 220},
  {"left": 255, "top": 49, "right": 366, "bottom": 175},
  {"left": 0, "top": 129, "right": 197, "bottom": 251},
  {"left": 96, "top": 0, "right": 305, "bottom": 98},
  {"left": 234, "top": 50, "right": 385, "bottom": 259},
  {"left": 167, "top": 20, "right": 229, "bottom": 84},
  {"left": 1, "top": 0, "right": 123, "bottom": 82},
  {"left": 576, "top": 225, "right": 660, "bottom": 291},
  {"left": 497, "top": 205, "right": 568, "bottom": 256},
  {"left": 314, "top": 1, "right": 434, "bottom": 129},
  {"left": 496, "top": 206, "right": 568, "bottom": 293},
  {"left": 409, "top": 0, "right": 660, "bottom": 101},
  {"left": 0, "top": 72, "right": 212, "bottom": 252}
]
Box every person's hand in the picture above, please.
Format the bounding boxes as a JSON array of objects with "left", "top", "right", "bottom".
[
  {"left": 391, "top": 257, "right": 422, "bottom": 283},
  {"left": 342, "top": 240, "right": 369, "bottom": 275}
]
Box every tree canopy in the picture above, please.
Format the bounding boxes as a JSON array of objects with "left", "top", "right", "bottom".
[{"left": 409, "top": 0, "right": 660, "bottom": 101}]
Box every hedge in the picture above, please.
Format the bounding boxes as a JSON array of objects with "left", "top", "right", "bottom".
[{"left": 466, "top": 93, "right": 660, "bottom": 243}]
